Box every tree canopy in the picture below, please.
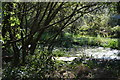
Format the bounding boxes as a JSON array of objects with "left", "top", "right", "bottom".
[{"left": 2, "top": 2, "right": 119, "bottom": 65}]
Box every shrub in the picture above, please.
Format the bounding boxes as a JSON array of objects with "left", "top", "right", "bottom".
[
  {"left": 52, "top": 49, "right": 65, "bottom": 57},
  {"left": 2, "top": 51, "right": 56, "bottom": 79}
]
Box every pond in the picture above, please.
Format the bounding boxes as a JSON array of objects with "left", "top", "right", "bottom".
[{"left": 53, "top": 46, "right": 120, "bottom": 61}]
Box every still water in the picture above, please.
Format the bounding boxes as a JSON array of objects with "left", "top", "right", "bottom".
[{"left": 53, "top": 46, "right": 120, "bottom": 61}]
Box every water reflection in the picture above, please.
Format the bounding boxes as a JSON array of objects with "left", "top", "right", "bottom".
[{"left": 53, "top": 46, "right": 120, "bottom": 61}]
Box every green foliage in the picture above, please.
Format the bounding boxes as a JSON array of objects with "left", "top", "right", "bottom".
[
  {"left": 3, "top": 51, "right": 56, "bottom": 79},
  {"left": 74, "top": 35, "right": 120, "bottom": 49},
  {"left": 52, "top": 49, "right": 66, "bottom": 57},
  {"left": 111, "top": 25, "right": 120, "bottom": 38},
  {"left": 2, "top": 2, "right": 120, "bottom": 79}
]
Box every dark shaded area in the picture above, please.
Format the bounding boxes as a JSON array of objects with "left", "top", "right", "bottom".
[
  {"left": 72, "top": 58, "right": 120, "bottom": 79},
  {"left": 2, "top": 56, "right": 13, "bottom": 63},
  {"left": 72, "top": 42, "right": 80, "bottom": 45}
]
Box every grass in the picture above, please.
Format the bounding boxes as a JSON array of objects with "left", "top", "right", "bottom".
[
  {"left": 52, "top": 34, "right": 120, "bottom": 57},
  {"left": 73, "top": 35, "right": 120, "bottom": 50}
]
